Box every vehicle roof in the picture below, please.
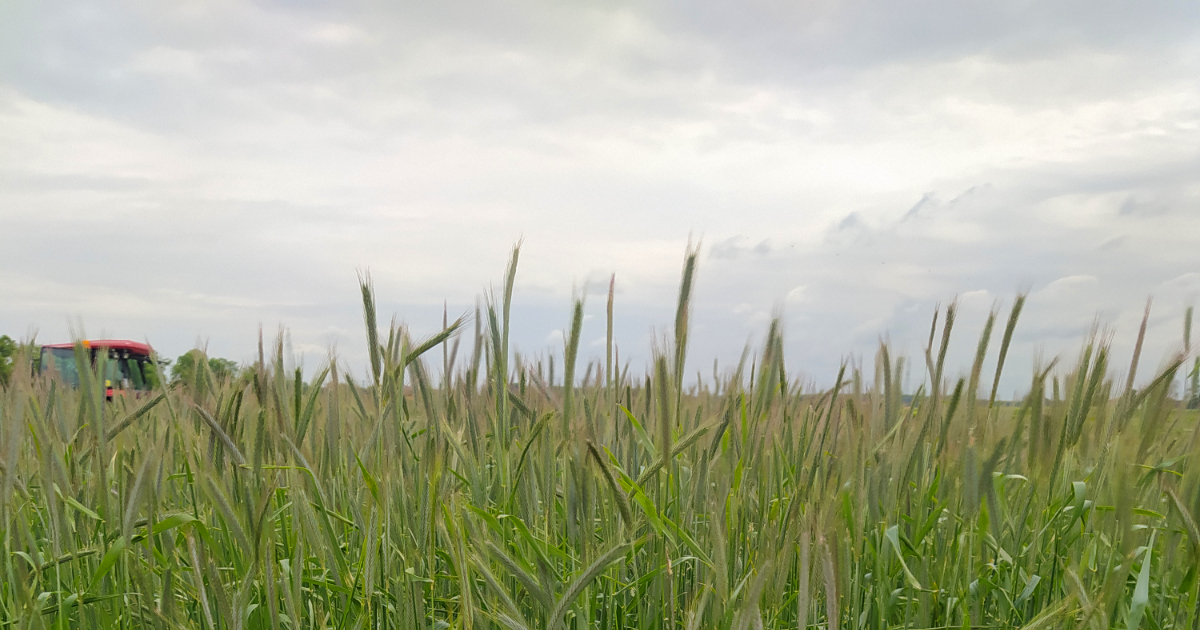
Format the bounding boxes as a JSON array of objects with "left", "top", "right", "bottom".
[{"left": 41, "top": 340, "right": 153, "bottom": 355}]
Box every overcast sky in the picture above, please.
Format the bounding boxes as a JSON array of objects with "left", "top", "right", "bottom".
[{"left": 2, "top": 0, "right": 1198, "bottom": 395}]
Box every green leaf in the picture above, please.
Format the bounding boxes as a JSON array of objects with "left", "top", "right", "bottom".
[
  {"left": 884, "top": 525, "right": 922, "bottom": 590},
  {"left": 1127, "top": 532, "right": 1155, "bottom": 630},
  {"left": 90, "top": 537, "right": 126, "bottom": 588},
  {"left": 62, "top": 495, "right": 103, "bottom": 522},
  {"left": 354, "top": 450, "right": 380, "bottom": 503},
  {"left": 548, "top": 541, "right": 631, "bottom": 630},
  {"left": 1015, "top": 574, "right": 1041, "bottom": 607},
  {"left": 619, "top": 405, "right": 657, "bottom": 456},
  {"left": 151, "top": 512, "right": 198, "bottom": 536}
]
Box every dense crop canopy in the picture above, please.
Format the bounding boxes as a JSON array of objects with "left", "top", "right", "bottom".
[{"left": 2, "top": 246, "right": 1198, "bottom": 629}]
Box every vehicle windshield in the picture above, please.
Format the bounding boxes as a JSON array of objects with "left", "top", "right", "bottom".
[{"left": 41, "top": 347, "right": 83, "bottom": 387}]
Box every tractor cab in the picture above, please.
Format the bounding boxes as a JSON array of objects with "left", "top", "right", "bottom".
[{"left": 40, "top": 340, "right": 156, "bottom": 397}]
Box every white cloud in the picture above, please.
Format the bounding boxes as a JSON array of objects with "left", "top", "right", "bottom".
[
  {"left": 1038, "top": 275, "right": 1100, "bottom": 299},
  {"left": 130, "top": 47, "right": 203, "bottom": 78},
  {"left": 306, "top": 23, "right": 369, "bottom": 46},
  {"left": 785, "top": 286, "right": 807, "bottom": 304}
]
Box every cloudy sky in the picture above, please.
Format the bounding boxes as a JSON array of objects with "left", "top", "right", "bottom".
[{"left": 2, "top": 0, "right": 1198, "bottom": 395}]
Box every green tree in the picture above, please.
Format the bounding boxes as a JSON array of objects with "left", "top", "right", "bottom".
[
  {"left": 142, "top": 352, "right": 169, "bottom": 390},
  {"left": 0, "top": 335, "right": 15, "bottom": 388},
  {"left": 208, "top": 357, "right": 239, "bottom": 381},
  {"left": 170, "top": 349, "right": 240, "bottom": 387}
]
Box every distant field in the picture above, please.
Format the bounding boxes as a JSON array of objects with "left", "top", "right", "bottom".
[{"left": 2, "top": 247, "right": 1198, "bottom": 629}]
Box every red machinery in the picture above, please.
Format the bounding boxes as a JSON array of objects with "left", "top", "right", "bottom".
[{"left": 40, "top": 340, "right": 156, "bottom": 397}]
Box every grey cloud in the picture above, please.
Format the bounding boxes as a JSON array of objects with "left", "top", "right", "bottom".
[
  {"left": 694, "top": 170, "right": 1199, "bottom": 393},
  {"left": 1, "top": 0, "right": 1198, "bottom": 390},
  {"left": 655, "top": 1, "right": 1200, "bottom": 81},
  {"left": 709, "top": 236, "right": 772, "bottom": 259},
  {"left": 902, "top": 193, "right": 936, "bottom": 220}
]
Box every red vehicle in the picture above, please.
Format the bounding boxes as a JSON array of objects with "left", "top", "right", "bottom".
[{"left": 40, "top": 340, "right": 157, "bottom": 397}]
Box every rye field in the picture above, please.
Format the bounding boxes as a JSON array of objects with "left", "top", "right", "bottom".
[{"left": 2, "top": 247, "right": 1199, "bottom": 630}]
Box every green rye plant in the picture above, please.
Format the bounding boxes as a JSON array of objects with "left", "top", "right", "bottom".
[{"left": 2, "top": 245, "right": 1198, "bottom": 629}]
